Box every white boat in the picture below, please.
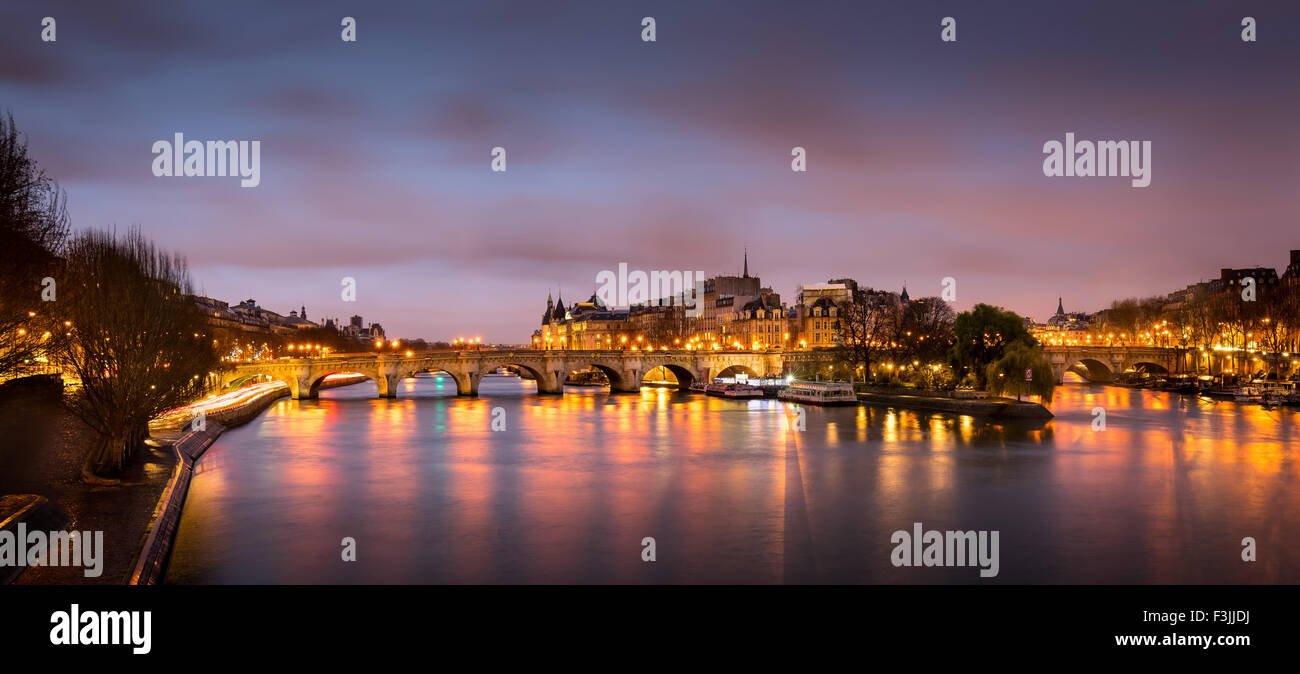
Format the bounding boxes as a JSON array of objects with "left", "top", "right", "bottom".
[
  {"left": 777, "top": 380, "right": 857, "bottom": 405},
  {"left": 1233, "top": 385, "right": 1264, "bottom": 403},
  {"left": 705, "top": 382, "right": 764, "bottom": 399}
]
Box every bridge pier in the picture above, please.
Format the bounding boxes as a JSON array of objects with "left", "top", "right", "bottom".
[
  {"left": 537, "top": 370, "right": 563, "bottom": 395},
  {"left": 458, "top": 372, "right": 479, "bottom": 396},
  {"left": 611, "top": 369, "right": 641, "bottom": 393},
  {"left": 376, "top": 374, "right": 400, "bottom": 398},
  {"left": 290, "top": 375, "right": 316, "bottom": 400}
]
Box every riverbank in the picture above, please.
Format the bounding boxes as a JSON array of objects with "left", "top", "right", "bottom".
[
  {"left": 149, "top": 381, "right": 289, "bottom": 433},
  {"left": 0, "top": 375, "right": 294, "bottom": 584},
  {"left": 855, "top": 388, "right": 1053, "bottom": 418},
  {"left": 129, "top": 423, "right": 226, "bottom": 584},
  {"left": 135, "top": 381, "right": 300, "bottom": 583},
  {"left": 0, "top": 382, "right": 177, "bottom": 584}
]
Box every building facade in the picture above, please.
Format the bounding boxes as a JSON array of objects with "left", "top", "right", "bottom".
[{"left": 531, "top": 255, "right": 909, "bottom": 352}]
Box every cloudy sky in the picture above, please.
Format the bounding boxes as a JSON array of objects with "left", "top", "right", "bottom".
[{"left": 2, "top": 1, "right": 1298, "bottom": 342}]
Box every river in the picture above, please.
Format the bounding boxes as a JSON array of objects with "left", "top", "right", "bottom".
[{"left": 166, "top": 375, "right": 1299, "bottom": 583}]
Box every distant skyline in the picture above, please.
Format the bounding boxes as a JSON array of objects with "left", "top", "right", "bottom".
[{"left": 3, "top": 1, "right": 1298, "bottom": 342}]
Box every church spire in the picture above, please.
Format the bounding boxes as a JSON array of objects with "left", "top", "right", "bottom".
[
  {"left": 743, "top": 248, "right": 749, "bottom": 278},
  {"left": 1056, "top": 296, "right": 1064, "bottom": 315}
]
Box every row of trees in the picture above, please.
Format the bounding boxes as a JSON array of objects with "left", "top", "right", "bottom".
[
  {"left": 1093, "top": 278, "right": 1300, "bottom": 375},
  {"left": 2, "top": 113, "right": 220, "bottom": 479}
]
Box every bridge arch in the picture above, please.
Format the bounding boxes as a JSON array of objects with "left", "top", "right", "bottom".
[
  {"left": 643, "top": 364, "right": 695, "bottom": 389},
  {"left": 400, "top": 367, "right": 466, "bottom": 396},
  {"left": 218, "top": 370, "right": 304, "bottom": 398},
  {"left": 307, "top": 370, "right": 380, "bottom": 398},
  {"left": 1067, "top": 358, "right": 1114, "bottom": 383},
  {"left": 715, "top": 364, "right": 760, "bottom": 380},
  {"left": 478, "top": 361, "right": 555, "bottom": 394},
  {"left": 1124, "top": 361, "right": 1170, "bottom": 375},
  {"left": 223, "top": 372, "right": 278, "bottom": 389},
  {"left": 571, "top": 364, "right": 623, "bottom": 390}
]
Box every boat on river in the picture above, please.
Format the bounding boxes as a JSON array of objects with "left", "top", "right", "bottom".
[
  {"left": 777, "top": 380, "right": 857, "bottom": 405},
  {"left": 565, "top": 370, "right": 609, "bottom": 387},
  {"left": 705, "top": 382, "right": 764, "bottom": 399},
  {"left": 1233, "top": 385, "right": 1264, "bottom": 403},
  {"left": 1164, "top": 374, "right": 1200, "bottom": 394}
]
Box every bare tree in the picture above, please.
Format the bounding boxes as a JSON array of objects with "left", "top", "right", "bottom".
[
  {"left": 54, "top": 228, "right": 222, "bottom": 480},
  {"left": 899, "top": 296, "right": 956, "bottom": 364},
  {"left": 0, "top": 112, "right": 69, "bottom": 378},
  {"left": 836, "top": 287, "right": 895, "bottom": 381}
]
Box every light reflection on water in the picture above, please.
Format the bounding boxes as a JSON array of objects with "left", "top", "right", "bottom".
[{"left": 167, "top": 376, "right": 1298, "bottom": 584}]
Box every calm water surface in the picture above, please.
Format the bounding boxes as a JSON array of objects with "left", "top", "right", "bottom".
[{"left": 167, "top": 375, "right": 1299, "bottom": 584}]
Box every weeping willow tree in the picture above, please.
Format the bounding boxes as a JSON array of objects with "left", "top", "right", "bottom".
[
  {"left": 54, "top": 228, "right": 221, "bottom": 480},
  {"left": 984, "top": 342, "right": 1056, "bottom": 404}
]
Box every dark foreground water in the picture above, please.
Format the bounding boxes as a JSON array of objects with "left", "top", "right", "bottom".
[{"left": 167, "top": 375, "right": 1299, "bottom": 584}]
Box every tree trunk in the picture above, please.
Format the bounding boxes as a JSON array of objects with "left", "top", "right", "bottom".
[
  {"left": 124, "top": 420, "right": 150, "bottom": 461},
  {"left": 81, "top": 433, "right": 125, "bottom": 483}
]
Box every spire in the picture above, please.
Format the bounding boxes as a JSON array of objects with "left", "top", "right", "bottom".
[
  {"left": 301, "top": 305, "right": 306, "bottom": 319},
  {"left": 1056, "top": 296, "right": 1064, "bottom": 315},
  {"left": 900, "top": 282, "right": 909, "bottom": 303},
  {"left": 743, "top": 248, "right": 749, "bottom": 278},
  {"left": 553, "top": 290, "right": 566, "bottom": 320}
]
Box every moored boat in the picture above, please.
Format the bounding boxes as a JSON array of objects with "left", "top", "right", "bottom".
[
  {"left": 1160, "top": 374, "right": 1198, "bottom": 394},
  {"left": 1233, "top": 385, "right": 1264, "bottom": 403},
  {"left": 777, "top": 379, "right": 857, "bottom": 405},
  {"left": 565, "top": 369, "right": 609, "bottom": 387},
  {"left": 705, "top": 382, "right": 764, "bottom": 398}
]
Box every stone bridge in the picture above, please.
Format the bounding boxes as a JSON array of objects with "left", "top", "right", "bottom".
[
  {"left": 1042, "top": 345, "right": 1183, "bottom": 383},
  {"left": 219, "top": 349, "right": 802, "bottom": 399}
]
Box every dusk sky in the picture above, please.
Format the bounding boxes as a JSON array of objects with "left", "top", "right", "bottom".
[{"left": 3, "top": 1, "right": 1298, "bottom": 342}]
